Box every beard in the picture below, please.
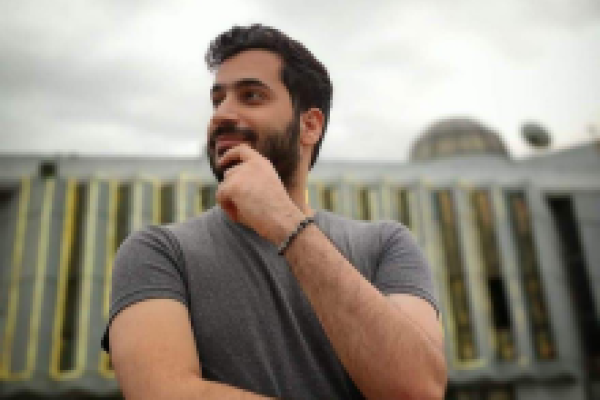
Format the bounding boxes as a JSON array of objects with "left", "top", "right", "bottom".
[{"left": 207, "top": 114, "right": 301, "bottom": 188}]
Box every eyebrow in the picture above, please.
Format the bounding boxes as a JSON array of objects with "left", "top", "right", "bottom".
[{"left": 211, "top": 78, "right": 271, "bottom": 95}]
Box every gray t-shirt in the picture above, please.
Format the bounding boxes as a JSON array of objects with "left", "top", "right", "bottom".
[{"left": 102, "top": 207, "right": 438, "bottom": 399}]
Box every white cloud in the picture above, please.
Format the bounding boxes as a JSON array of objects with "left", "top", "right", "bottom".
[{"left": 1, "top": 0, "right": 599, "bottom": 160}]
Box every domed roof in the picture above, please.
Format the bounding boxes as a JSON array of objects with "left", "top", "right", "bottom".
[{"left": 410, "top": 117, "right": 509, "bottom": 162}]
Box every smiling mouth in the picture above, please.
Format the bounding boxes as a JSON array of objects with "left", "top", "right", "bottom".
[{"left": 215, "top": 135, "right": 249, "bottom": 157}]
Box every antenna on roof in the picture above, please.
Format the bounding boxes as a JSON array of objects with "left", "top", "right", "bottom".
[{"left": 521, "top": 121, "right": 551, "bottom": 149}]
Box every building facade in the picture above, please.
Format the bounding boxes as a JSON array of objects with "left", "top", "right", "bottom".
[{"left": 1, "top": 119, "right": 599, "bottom": 399}]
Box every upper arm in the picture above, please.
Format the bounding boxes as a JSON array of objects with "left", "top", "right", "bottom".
[
  {"left": 110, "top": 298, "right": 201, "bottom": 400},
  {"left": 102, "top": 226, "right": 189, "bottom": 352},
  {"left": 375, "top": 223, "right": 443, "bottom": 347},
  {"left": 374, "top": 223, "right": 440, "bottom": 317},
  {"left": 103, "top": 227, "right": 197, "bottom": 399}
]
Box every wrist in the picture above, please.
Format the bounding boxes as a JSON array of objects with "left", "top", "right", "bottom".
[
  {"left": 277, "top": 216, "right": 315, "bottom": 255},
  {"left": 268, "top": 207, "right": 306, "bottom": 246}
]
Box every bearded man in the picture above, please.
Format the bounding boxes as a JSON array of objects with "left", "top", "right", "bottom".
[{"left": 102, "top": 24, "right": 447, "bottom": 399}]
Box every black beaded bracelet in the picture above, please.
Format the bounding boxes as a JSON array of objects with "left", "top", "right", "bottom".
[{"left": 277, "top": 216, "right": 315, "bottom": 256}]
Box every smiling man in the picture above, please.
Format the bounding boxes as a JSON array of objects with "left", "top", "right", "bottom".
[{"left": 102, "top": 24, "right": 447, "bottom": 399}]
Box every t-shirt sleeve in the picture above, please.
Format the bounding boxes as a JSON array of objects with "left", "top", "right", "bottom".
[
  {"left": 101, "top": 225, "right": 189, "bottom": 352},
  {"left": 373, "top": 222, "right": 440, "bottom": 315}
]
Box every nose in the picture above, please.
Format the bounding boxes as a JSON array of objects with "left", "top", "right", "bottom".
[{"left": 210, "top": 95, "right": 241, "bottom": 132}]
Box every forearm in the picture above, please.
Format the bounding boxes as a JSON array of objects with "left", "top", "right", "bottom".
[
  {"left": 212, "top": 143, "right": 445, "bottom": 398},
  {"left": 197, "top": 380, "right": 275, "bottom": 400},
  {"left": 283, "top": 225, "right": 446, "bottom": 400},
  {"left": 119, "top": 373, "right": 274, "bottom": 400}
]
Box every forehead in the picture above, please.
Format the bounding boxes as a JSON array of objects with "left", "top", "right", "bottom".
[{"left": 214, "top": 49, "right": 284, "bottom": 87}]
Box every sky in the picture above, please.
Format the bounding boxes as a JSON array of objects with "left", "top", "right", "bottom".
[{"left": 1, "top": 0, "right": 599, "bottom": 161}]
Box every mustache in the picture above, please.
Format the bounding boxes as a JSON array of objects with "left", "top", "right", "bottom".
[{"left": 209, "top": 125, "right": 258, "bottom": 148}]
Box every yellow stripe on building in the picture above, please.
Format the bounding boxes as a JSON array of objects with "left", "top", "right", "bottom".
[
  {"left": 50, "top": 179, "right": 76, "bottom": 380},
  {"left": 1, "top": 178, "right": 30, "bottom": 380},
  {"left": 24, "top": 178, "right": 55, "bottom": 379},
  {"left": 74, "top": 180, "right": 99, "bottom": 378}
]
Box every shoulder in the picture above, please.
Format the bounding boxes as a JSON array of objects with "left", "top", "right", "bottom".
[
  {"left": 113, "top": 208, "right": 223, "bottom": 272},
  {"left": 315, "top": 211, "right": 419, "bottom": 273},
  {"left": 118, "top": 208, "right": 227, "bottom": 261},
  {"left": 162, "top": 206, "right": 224, "bottom": 240},
  {"left": 315, "top": 210, "right": 410, "bottom": 248},
  {"left": 118, "top": 224, "right": 179, "bottom": 260}
]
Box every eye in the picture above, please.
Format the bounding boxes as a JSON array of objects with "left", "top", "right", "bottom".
[
  {"left": 241, "top": 89, "right": 265, "bottom": 104},
  {"left": 211, "top": 93, "right": 224, "bottom": 108}
]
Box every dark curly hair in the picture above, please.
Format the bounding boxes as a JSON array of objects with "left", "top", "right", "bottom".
[{"left": 205, "top": 24, "right": 333, "bottom": 169}]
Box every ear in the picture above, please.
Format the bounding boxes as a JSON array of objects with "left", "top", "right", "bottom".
[{"left": 299, "top": 108, "right": 324, "bottom": 147}]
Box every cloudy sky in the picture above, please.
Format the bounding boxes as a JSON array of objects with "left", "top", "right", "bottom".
[{"left": 1, "top": 0, "right": 599, "bottom": 161}]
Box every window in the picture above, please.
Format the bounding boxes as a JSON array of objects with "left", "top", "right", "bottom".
[
  {"left": 394, "top": 188, "right": 411, "bottom": 228},
  {"left": 57, "top": 182, "right": 87, "bottom": 372},
  {"left": 357, "top": 187, "right": 371, "bottom": 220},
  {"left": 437, "top": 137, "right": 457, "bottom": 156},
  {"left": 2, "top": 179, "right": 30, "bottom": 376},
  {"left": 320, "top": 186, "right": 337, "bottom": 212},
  {"left": 199, "top": 185, "right": 216, "bottom": 212},
  {"left": 160, "top": 183, "right": 175, "bottom": 224},
  {"left": 115, "top": 184, "right": 131, "bottom": 248},
  {"left": 548, "top": 196, "right": 600, "bottom": 382},
  {"left": 0, "top": 185, "right": 18, "bottom": 277},
  {"left": 435, "top": 190, "right": 478, "bottom": 361},
  {"left": 507, "top": 192, "right": 556, "bottom": 360},
  {"left": 471, "top": 190, "right": 515, "bottom": 361}
]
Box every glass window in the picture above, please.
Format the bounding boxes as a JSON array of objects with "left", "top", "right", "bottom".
[
  {"left": 434, "top": 190, "right": 478, "bottom": 361},
  {"left": 357, "top": 187, "right": 371, "bottom": 220},
  {"left": 3, "top": 179, "right": 31, "bottom": 375},
  {"left": 160, "top": 183, "right": 175, "bottom": 224},
  {"left": 199, "top": 185, "right": 216, "bottom": 212},
  {"left": 115, "top": 184, "right": 131, "bottom": 248},
  {"left": 320, "top": 186, "right": 337, "bottom": 212},
  {"left": 471, "top": 190, "right": 516, "bottom": 361},
  {"left": 507, "top": 192, "right": 556, "bottom": 360},
  {"left": 0, "top": 185, "right": 18, "bottom": 314},
  {"left": 57, "top": 182, "right": 87, "bottom": 372},
  {"left": 437, "top": 137, "right": 457, "bottom": 156},
  {"left": 547, "top": 196, "right": 600, "bottom": 383},
  {"left": 394, "top": 188, "right": 411, "bottom": 229}
]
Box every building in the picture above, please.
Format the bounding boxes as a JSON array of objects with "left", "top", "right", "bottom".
[{"left": 1, "top": 118, "right": 599, "bottom": 399}]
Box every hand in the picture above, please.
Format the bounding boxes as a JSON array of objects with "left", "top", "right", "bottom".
[{"left": 216, "top": 144, "right": 304, "bottom": 244}]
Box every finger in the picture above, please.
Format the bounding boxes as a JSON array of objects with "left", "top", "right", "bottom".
[
  {"left": 217, "top": 143, "right": 256, "bottom": 168},
  {"left": 223, "top": 162, "right": 242, "bottom": 179}
]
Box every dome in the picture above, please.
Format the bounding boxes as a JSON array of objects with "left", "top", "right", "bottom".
[{"left": 410, "top": 117, "right": 510, "bottom": 162}]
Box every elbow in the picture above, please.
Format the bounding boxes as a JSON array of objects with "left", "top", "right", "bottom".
[
  {"left": 392, "top": 378, "right": 446, "bottom": 400},
  {"left": 412, "top": 379, "right": 447, "bottom": 400},
  {"left": 390, "top": 354, "right": 447, "bottom": 400},
  {"left": 417, "top": 360, "right": 448, "bottom": 400},
  {"left": 420, "top": 344, "right": 447, "bottom": 400},
  {"left": 417, "top": 352, "right": 447, "bottom": 400}
]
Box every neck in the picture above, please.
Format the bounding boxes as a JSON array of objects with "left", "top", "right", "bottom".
[{"left": 285, "top": 171, "right": 313, "bottom": 217}]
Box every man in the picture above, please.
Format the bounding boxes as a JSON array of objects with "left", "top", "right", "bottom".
[{"left": 102, "top": 24, "right": 446, "bottom": 399}]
